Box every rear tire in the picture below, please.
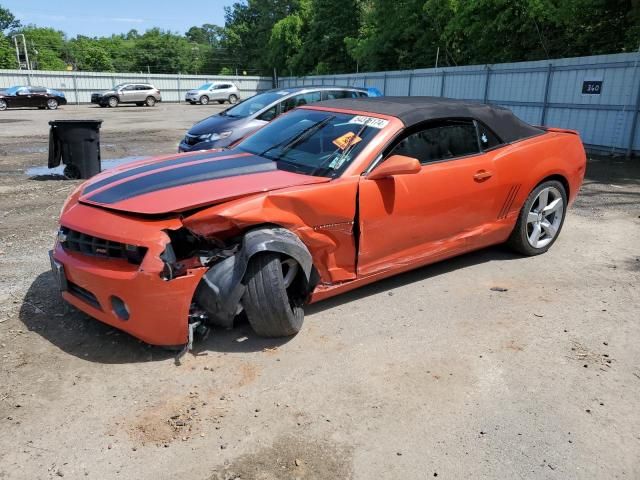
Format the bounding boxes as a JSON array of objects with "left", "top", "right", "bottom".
[
  {"left": 507, "top": 180, "right": 567, "bottom": 256},
  {"left": 200, "top": 95, "right": 209, "bottom": 105},
  {"left": 242, "top": 252, "right": 304, "bottom": 337},
  {"left": 145, "top": 96, "right": 156, "bottom": 107},
  {"left": 0, "top": 99, "right": 7, "bottom": 111}
]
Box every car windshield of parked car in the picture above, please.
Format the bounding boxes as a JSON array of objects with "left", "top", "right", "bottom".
[
  {"left": 198, "top": 83, "right": 212, "bottom": 90},
  {"left": 237, "top": 109, "right": 384, "bottom": 178},
  {"left": 221, "top": 91, "right": 288, "bottom": 118},
  {"left": 111, "top": 84, "right": 126, "bottom": 91}
]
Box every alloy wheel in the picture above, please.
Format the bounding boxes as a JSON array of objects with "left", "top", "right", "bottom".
[
  {"left": 526, "top": 186, "right": 564, "bottom": 248},
  {"left": 47, "top": 99, "right": 58, "bottom": 110},
  {"left": 0, "top": 99, "right": 7, "bottom": 110}
]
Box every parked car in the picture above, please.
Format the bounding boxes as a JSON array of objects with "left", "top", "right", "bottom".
[
  {"left": 91, "top": 83, "right": 161, "bottom": 108},
  {"left": 0, "top": 86, "right": 67, "bottom": 110},
  {"left": 178, "top": 85, "right": 371, "bottom": 152},
  {"left": 185, "top": 82, "right": 240, "bottom": 105},
  {"left": 51, "top": 96, "right": 586, "bottom": 348}
]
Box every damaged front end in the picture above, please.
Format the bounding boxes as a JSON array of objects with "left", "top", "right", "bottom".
[{"left": 161, "top": 225, "right": 317, "bottom": 332}]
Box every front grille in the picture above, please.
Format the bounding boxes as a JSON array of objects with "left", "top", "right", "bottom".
[
  {"left": 59, "top": 227, "right": 147, "bottom": 264},
  {"left": 68, "top": 281, "right": 101, "bottom": 310}
]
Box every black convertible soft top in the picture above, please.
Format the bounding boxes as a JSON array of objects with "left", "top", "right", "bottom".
[{"left": 317, "top": 96, "right": 543, "bottom": 144}]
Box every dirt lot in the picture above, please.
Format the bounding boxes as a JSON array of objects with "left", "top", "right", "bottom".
[{"left": 1, "top": 103, "right": 639, "bottom": 479}]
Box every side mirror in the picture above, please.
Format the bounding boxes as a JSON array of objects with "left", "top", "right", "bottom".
[{"left": 367, "top": 154, "right": 421, "bottom": 180}]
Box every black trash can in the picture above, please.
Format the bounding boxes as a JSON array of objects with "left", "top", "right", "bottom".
[{"left": 48, "top": 120, "right": 103, "bottom": 179}]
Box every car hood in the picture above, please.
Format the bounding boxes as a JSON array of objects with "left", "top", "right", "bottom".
[
  {"left": 78, "top": 149, "right": 329, "bottom": 215},
  {"left": 188, "top": 114, "right": 245, "bottom": 135},
  {"left": 95, "top": 90, "right": 115, "bottom": 96}
]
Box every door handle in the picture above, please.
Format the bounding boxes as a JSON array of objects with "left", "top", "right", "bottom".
[{"left": 473, "top": 170, "right": 493, "bottom": 181}]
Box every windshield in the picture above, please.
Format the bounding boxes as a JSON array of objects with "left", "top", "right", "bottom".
[
  {"left": 237, "top": 109, "right": 385, "bottom": 178},
  {"left": 197, "top": 83, "right": 212, "bottom": 90},
  {"left": 111, "top": 83, "right": 126, "bottom": 91},
  {"left": 222, "top": 90, "right": 290, "bottom": 118}
]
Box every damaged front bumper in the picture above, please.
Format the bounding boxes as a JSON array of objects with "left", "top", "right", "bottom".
[{"left": 51, "top": 203, "right": 207, "bottom": 346}]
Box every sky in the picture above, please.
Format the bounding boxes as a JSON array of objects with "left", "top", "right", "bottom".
[{"left": 2, "top": 0, "right": 237, "bottom": 37}]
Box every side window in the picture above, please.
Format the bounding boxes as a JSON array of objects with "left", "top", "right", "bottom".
[
  {"left": 123, "top": 85, "right": 136, "bottom": 91},
  {"left": 323, "top": 90, "right": 349, "bottom": 100},
  {"left": 475, "top": 121, "right": 502, "bottom": 150},
  {"left": 390, "top": 119, "right": 480, "bottom": 165},
  {"left": 258, "top": 105, "right": 278, "bottom": 121},
  {"left": 282, "top": 92, "right": 322, "bottom": 112}
]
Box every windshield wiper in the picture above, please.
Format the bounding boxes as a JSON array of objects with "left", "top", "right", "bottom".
[{"left": 258, "top": 116, "right": 336, "bottom": 160}]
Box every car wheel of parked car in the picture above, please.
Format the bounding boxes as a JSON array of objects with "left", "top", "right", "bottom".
[
  {"left": 145, "top": 96, "right": 156, "bottom": 107},
  {"left": 228, "top": 94, "right": 238, "bottom": 104},
  {"left": 0, "top": 99, "right": 7, "bottom": 111},
  {"left": 242, "top": 252, "right": 304, "bottom": 337},
  {"left": 46, "top": 99, "right": 59, "bottom": 110},
  {"left": 508, "top": 180, "right": 567, "bottom": 256},
  {"left": 107, "top": 96, "right": 119, "bottom": 108},
  {"left": 199, "top": 95, "right": 209, "bottom": 105}
]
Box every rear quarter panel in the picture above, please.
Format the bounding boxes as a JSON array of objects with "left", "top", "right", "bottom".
[{"left": 495, "top": 131, "right": 586, "bottom": 220}]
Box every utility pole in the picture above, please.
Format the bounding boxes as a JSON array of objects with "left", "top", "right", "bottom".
[{"left": 435, "top": 46, "right": 440, "bottom": 69}]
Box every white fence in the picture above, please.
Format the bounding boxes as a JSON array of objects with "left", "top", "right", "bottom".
[
  {"left": 280, "top": 52, "right": 640, "bottom": 155},
  {"left": 0, "top": 69, "right": 274, "bottom": 104}
]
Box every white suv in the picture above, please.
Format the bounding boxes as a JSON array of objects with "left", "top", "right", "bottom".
[{"left": 185, "top": 82, "right": 240, "bottom": 105}]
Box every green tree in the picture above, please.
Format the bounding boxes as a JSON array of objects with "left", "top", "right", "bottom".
[
  {"left": 68, "top": 37, "right": 114, "bottom": 71},
  {"left": 0, "top": 35, "right": 15, "bottom": 68},
  {"left": 0, "top": 5, "right": 20, "bottom": 32},
  {"left": 17, "top": 26, "right": 67, "bottom": 70},
  {"left": 298, "top": 0, "right": 361, "bottom": 74}
]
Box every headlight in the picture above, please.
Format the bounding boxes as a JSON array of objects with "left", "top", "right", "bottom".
[{"left": 199, "top": 131, "right": 232, "bottom": 142}]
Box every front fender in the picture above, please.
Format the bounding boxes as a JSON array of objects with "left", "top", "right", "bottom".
[{"left": 195, "top": 227, "right": 313, "bottom": 328}]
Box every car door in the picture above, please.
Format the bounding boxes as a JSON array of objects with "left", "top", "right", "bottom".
[
  {"left": 12, "top": 87, "right": 30, "bottom": 107},
  {"left": 216, "top": 84, "right": 230, "bottom": 101},
  {"left": 29, "top": 87, "right": 48, "bottom": 107},
  {"left": 119, "top": 85, "right": 136, "bottom": 103},
  {"left": 357, "top": 118, "right": 505, "bottom": 277}
]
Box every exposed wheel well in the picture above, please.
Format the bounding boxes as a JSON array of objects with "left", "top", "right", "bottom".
[{"left": 536, "top": 174, "right": 569, "bottom": 199}]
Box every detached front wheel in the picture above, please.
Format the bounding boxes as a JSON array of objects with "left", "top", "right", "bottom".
[{"left": 242, "top": 253, "right": 304, "bottom": 337}]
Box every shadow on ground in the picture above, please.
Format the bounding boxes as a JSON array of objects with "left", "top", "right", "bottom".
[{"left": 19, "top": 245, "right": 520, "bottom": 364}]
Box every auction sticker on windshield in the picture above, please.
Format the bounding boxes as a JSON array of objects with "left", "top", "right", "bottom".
[
  {"left": 348, "top": 116, "right": 389, "bottom": 129},
  {"left": 332, "top": 132, "right": 363, "bottom": 150}
]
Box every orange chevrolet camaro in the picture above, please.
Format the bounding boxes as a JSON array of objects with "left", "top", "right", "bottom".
[{"left": 50, "top": 97, "right": 586, "bottom": 348}]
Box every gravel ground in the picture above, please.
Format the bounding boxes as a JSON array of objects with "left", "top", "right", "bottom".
[{"left": 0, "top": 104, "right": 639, "bottom": 479}]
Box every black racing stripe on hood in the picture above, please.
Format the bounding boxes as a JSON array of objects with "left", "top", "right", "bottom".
[
  {"left": 86, "top": 155, "right": 276, "bottom": 205},
  {"left": 83, "top": 151, "right": 233, "bottom": 195}
]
